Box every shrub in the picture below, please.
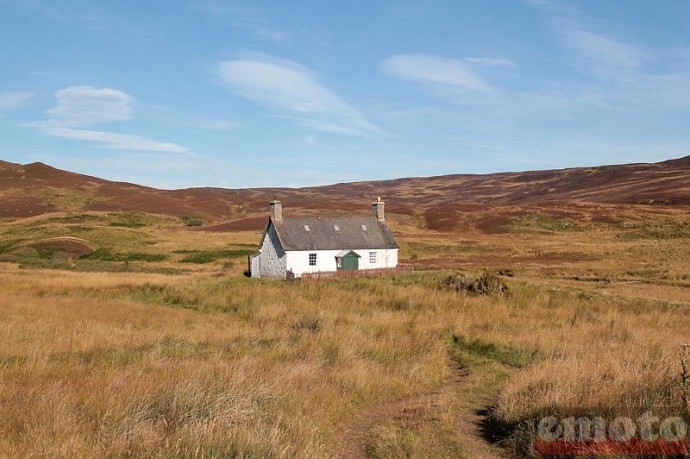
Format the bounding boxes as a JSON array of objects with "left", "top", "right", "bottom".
[
  {"left": 439, "top": 270, "right": 509, "bottom": 296},
  {"left": 0, "top": 247, "right": 71, "bottom": 270},
  {"left": 181, "top": 216, "right": 203, "bottom": 227},
  {"left": 473, "top": 271, "right": 509, "bottom": 296}
]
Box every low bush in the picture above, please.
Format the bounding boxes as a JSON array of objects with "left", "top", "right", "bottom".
[
  {"left": 0, "top": 247, "right": 71, "bottom": 270},
  {"left": 181, "top": 216, "right": 203, "bottom": 227},
  {"left": 439, "top": 270, "right": 509, "bottom": 296}
]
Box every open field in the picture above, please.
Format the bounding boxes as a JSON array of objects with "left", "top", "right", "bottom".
[{"left": 1, "top": 202, "right": 689, "bottom": 457}]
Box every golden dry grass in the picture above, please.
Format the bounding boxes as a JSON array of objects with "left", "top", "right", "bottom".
[{"left": 0, "top": 205, "right": 688, "bottom": 457}]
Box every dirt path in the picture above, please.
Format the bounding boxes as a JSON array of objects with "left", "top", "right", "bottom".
[{"left": 334, "top": 356, "right": 511, "bottom": 458}]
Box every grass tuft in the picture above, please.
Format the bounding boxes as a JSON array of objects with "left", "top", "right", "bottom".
[{"left": 450, "top": 335, "right": 537, "bottom": 369}]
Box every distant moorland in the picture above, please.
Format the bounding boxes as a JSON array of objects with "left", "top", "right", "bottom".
[{"left": 0, "top": 157, "right": 688, "bottom": 457}]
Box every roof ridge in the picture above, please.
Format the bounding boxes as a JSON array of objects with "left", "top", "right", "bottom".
[{"left": 270, "top": 215, "right": 398, "bottom": 251}]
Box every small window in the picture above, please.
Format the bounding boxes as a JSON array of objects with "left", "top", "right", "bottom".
[
  {"left": 369, "top": 252, "right": 377, "bottom": 264},
  {"left": 309, "top": 253, "right": 317, "bottom": 266},
  {"left": 361, "top": 224, "right": 367, "bottom": 231},
  {"left": 333, "top": 224, "right": 340, "bottom": 231},
  {"left": 304, "top": 225, "right": 310, "bottom": 231}
]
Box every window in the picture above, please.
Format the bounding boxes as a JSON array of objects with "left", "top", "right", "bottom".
[
  {"left": 309, "top": 253, "right": 317, "bottom": 266},
  {"left": 369, "top": 252, "right": 377, "bottom": 264}
]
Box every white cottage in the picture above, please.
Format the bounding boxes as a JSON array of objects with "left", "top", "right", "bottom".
[{"left": 250, "top": 199, "right": 399, "bottom": 279}]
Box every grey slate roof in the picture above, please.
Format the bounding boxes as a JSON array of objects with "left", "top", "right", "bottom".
[{"left": 271, "top": 216, "right": 399, "bottom": 251}]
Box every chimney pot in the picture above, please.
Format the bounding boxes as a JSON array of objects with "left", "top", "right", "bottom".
[
  {"left": 372, "top": 197, "right": 385, "bottom": 222},
  {"left": 270, "top": 199, "right": 282, "bottom": 222}
]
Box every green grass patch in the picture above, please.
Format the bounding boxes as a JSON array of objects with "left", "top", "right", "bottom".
[
  {"left": 125, "top": 283, "right": 202, "bottom": 310},
  {"left": 0, "top": 247, "right": 71, "bottom": 270},
  {"left": 73, "top": 259, "right": 132, "bottom": 272},
  {"left": 516, "top": 214, "right": 582, "bottom": 233},
  {"left": 120, "top": 282, "right": 250, "bottom": 313},
  {"left": 31, "top": 245, "right": 67, "bottom": 259},
  {"left": 400, "top": 241, "right": 480, "bottom": 258},
  {"left": 450, "top": 335, "right": 537, "bottom": 369},
  {"left": 617, "top": 220, "right": 690, "bottom": 240},
  {"left": 0, "top": 354, "right": 28, "bottom": 368},
  {"left": 0, "top": 239, "right": 22, "bottom": 254},
  {"left": 180, "top": 215, "right": 203, "bottom": 227},
  {"left": 2, "top": 224, "right": 154, "bottom": 249},
  {"left": 109, "top": 222, "right": 146, "bottom": 228},
  {"left": 107, "top": 211, "right": 161, "bottom": 228},
  {"left": 47, "top": 214, "right": 102, "bottom": 224},
  {"left": 83, "top": 248, "right": 167, "bottom": 262},
  {"left": 177, "top": 249, "right": 255, "bottom": 264},
  {"left": 0, "top": 246, "right": 139, "bottom": 272}
]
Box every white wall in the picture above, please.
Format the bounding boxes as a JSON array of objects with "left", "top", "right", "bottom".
[
  {"left": 253, "top": 224, "right": 287, "bottom": 279},
  {"left": 250, "top": 254, "right": 261, "bottom": 277},
  {"left": 286, "top": 248, "right": 398, "bottom": 277}
]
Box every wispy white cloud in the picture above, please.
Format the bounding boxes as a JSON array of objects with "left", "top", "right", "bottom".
[
  {"left": 525, "top": 0, "right": 647, "bottom": 79},
  {"left": 29, "top": 122, "right": 191, "bottom": 153},
  {"left": 26, "top": 86, "right": 190, "bottom": 153},
  {"left": 217, "top": 55, "right": 383, "bottom": 137},
  {"left": 48, "top": 86, "right": 133, "bottom": 127},
  {"left": 193, "top": 1, "right": 291, "bottom": 43},
  {"left": 561, "top": 28, "right": 646, "bottom": 71},
  {"left": 0, "top": 92, "right": 33, "bottom": 110},
  {"left": 524, "top": 0, "right": 690, "bottom": 110},
  {"left": 381, "top": 54, "right": 492, "bottom": 92},
  {"left": 465, "top": 57, "right": 515, "bottom": 67},
  {"left": 303, "top": 135, "right": 317, "bottom": 147},
  {"left": 2, "top": 0, "right": 108, "bottom": 31}
]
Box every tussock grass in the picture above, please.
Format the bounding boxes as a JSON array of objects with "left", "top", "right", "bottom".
[{"left": 0, "top": 205, "right": 689, "bottom": 456}]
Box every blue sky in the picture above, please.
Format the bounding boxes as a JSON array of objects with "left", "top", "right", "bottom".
[{"left": 1, "top": 0, "right": 689, "bottom": 189}]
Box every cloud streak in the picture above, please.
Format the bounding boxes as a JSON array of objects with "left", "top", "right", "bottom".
[
  {"left": 381, "top": 54, "right": 492, "bottom": 92},
  {"left": 0, "top": 92, "right": 33, "bottom": 110},
  {"left": 524, "top": 0, "right": 690, "bottom": 110},
  {"left": 525, "top": 0, "right": 647, "bottom": 79},
  {"left": 48, "top": 86, "right": 133, "bottom": 126},
  {"left": 193, "top": 1, "right": 291, "bottom": 43},
  {"left": 29, "top": 123, "right": 191, "bottom": 153},
  {"left": 27, "top": 86, "right": 190, "bottom": 153},
  {"left": 217, "top": 56, "right": 383, "bottom": 137},
  {"left": 465, "top": 57, "right": 515, "bottom": 67}
]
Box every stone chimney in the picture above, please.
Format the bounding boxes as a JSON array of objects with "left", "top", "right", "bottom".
[
  {"left": 269, "top": 198, "right": 282, "bottom": 222},
  {"left": 372, "top": 196, "right": 385, "bottom": 222}
]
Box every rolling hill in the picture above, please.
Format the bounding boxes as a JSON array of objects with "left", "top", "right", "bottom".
[{"left": 1, "top": 156, "right": 688, "bottom": 224}]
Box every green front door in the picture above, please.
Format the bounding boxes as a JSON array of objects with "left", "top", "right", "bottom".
[
  {"left": 341, "top": 252, "right": 359, "bottom": 271},
  {"left": 337, "top": 250, "right": 360, "bottom": 271}
]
